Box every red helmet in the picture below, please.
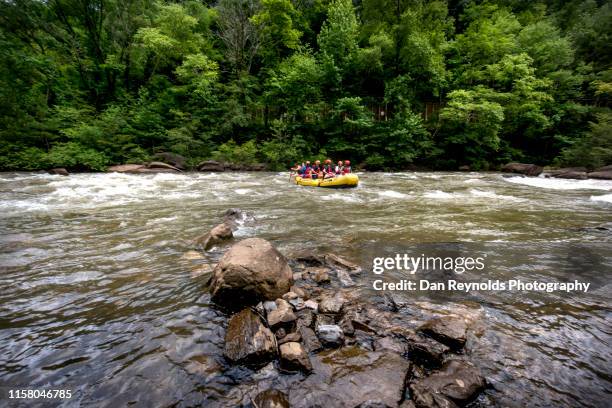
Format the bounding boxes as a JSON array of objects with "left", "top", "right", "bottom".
[
  {"left": 325, "top": 159, "right": 331, "bottom": 164},
  {"left": 344, "top": 160, "right": 350, "bottom": 165}
]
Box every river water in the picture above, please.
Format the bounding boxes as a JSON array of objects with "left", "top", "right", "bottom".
[{"left": 0, "top": 171, "right": 610, "bottom": 407}]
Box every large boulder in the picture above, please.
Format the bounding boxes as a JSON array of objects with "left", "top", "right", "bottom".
[
  {"left": 501, "top": 162, "right": 543, "bottom": 177},
  {"left": 588, "top": 170, "right": 612, "bottom": 180},
  {"left": 107, "top": 164, "right": 146, "bottom": 173},
  {"left": 545, "top": 167, "right": 588, "bottom": 180},
  {"left": 198, "top": 160, "right": 225, "bottom": 172},
  {"left": 48, "top": 168, "right": 69, "bottom": 176},
  {"left": 223, "top": 308, "right": 277, "bottom": 367},
  {"left": 147, "top": 161, "right": 181, "bottom": 172},
  {"left": 288, "top": 347, "right": 411, "bottom": 407},
  {"left": 410, "top": 360, "right": 486, "bottom": 408},
  {"left": 195, "top": 223, "right": 233, "bottom": 250},
  {"left": 152, "top": 152, "right": 186, "bottom": 170},
  {"left": 209, "top": 238, "right": 293, "bottom": 310}
]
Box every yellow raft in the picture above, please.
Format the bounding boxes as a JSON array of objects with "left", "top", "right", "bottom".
[{"left": 293, "top": 174, "right": 359, "bottom": 188}]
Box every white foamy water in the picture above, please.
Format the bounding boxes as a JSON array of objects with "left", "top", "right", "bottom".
[
  {"left": 377, "top": 190, "right": 410, "bottom": 199},
  {"left": 504, "top": 176, "right": 612, "bottom": 191},
  {"left": 423, "top": 190, "right": 455, "bottom": 199},
  {"left": 590, "top": 193, "right": 612, "bottom": 203}
]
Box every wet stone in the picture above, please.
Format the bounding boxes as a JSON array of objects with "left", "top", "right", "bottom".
[
  {"left": 319, "top": 294, "right": 345, "bottom": 314},
  {"left": 304, "top": 299, "right": 318, "bottom": 312},
  {"left": 418, "top": 316, "right": 468, "bottom": 351},
  {"left": 278, "top": 331, "right": 301, "bottom": 345},
  {"left": 253, "top": 389, "right": 290, "bottom": 408},
  {"left": 223, "top": 308, "right": 276, "bottom": 367},
  {"left": 299, "top": 326, "right": 322, "bottom": 352},
  {"left": 316, "top": 324, "right": 345, "bottom": 348},
  {"left": 410, "top": 360, "right": 486, "bottom": 408},
  {"left": 279, "top": 342, "right": 312, "bottom": 373}
]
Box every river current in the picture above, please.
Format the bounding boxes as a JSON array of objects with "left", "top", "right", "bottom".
[{"left": 0, "top": 171, "right": 610, "bottom": 407}]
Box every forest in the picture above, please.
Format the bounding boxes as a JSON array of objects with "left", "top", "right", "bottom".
[{"left": 0, "top": 0, "right": 610, "bottom": 171}]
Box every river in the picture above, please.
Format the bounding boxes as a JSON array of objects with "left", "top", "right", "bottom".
[{"left": 0, "top": 171, "right": 610, "bottom": 407}]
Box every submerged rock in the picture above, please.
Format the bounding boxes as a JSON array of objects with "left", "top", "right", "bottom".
[
  {"left": 418, "top": 316, "right": 468, "bottom": 351},
  {"left": 223, "top": 308, "right": 277, "bottom": 367},
  {"left": 195, "top": 222, "right": 233, "bottom": 250},
  {"left": 279, "top": 341, "right": 312, "bottom": 373},
  {"left": 545, "top": 167, "right": 588, "bottom": 179},
  {"left": 253, "top": 389, "right": 290, "bottom": 408},
  {"left": 410, "top": 360, "right": 485, "bottom": 408},
  {"left": 501, "top": 162, "right": 543, "bottom": 177},
  {"left": 405, "top": 333, "right": 450, "bottom": 368},
  {"left": 209, "top": 238, "right": 293, "bottom": 311},
  {"left": 288, "top": 347, "right": 411, "bottom": 407},
  {"left": 325, "top": 253, "right": 362, "bottom": 273}
]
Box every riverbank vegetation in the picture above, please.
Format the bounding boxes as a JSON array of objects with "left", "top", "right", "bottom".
[{"left": 0, "top": 0, "right": 610, "bottom": 171}]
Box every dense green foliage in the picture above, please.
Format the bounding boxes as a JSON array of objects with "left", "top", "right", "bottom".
[{"left": 0, "top": 0, "right": 610, "bottom": 171}]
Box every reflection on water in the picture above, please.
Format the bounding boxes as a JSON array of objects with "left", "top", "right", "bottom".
[{"left": 0, "top": 171, "right": 611, "bottom": 407}]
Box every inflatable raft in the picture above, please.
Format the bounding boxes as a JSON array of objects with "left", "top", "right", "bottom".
[{"left": 293, "top": 174, "right": 359, "bottom": 188}]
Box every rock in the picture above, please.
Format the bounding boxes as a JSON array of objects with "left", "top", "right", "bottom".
[
  {"left": 253, "top": 389, "right": 290, "bottom": 408},
  {"left": 319, "top": 294, "right": 345, "bottom": 314},
  {"left": 418, "top": 316, "right": 468, "bottom": 351},
  {"left": 296, "top": 309, "right": 314, "bottom": 329},
  {"left": 290, "top": 286, "right": 306, "bottom": 298},
  {"left": 275, "top": 328, "right": 286, "bottom": 339},
  {"left": 288, "top": 297, "right": 305, "bottom": 311},
  {"left": 595, "top": 164, "right": 612, "bottom": 172},
  {"left": 316, "top": 324, "right": 344, "bottom": 347},
  {"left": 288, "top": 347, "right": 411, "bottom": 408},
  {"left": 222, "top": 208, "right": 254, "bottom": 229},
  {"left": 223, "top": 309, "right": 276, "bottom": 367},
  {"left": 545, "top": 167, "right": 588, "bottom": 179},
  {"left": 197, "top": 160, "right": 225, "bottom": 172},
  {"left": 107, "top": 164, "right": 145, "bottom": 173},
  {"left": 147, "top": 161, "right": 181, "bottom": 172},
  {"left": 209, "top": 238, "right": 293, "bottom": 311},
  {"left": 325, "top": 253, "right": 362, "bottom": 273},
  {"left": 263, "top": 301, "right": 277, "bottom": 314},
  {"left": 336, "top": 269, "right": 355, "bottom": 286},
  {"left": 48, "top": 168, "right": 69, "bottom": 176},
  {"left": 278, "top": 331, "right": 301, "bottom": 344},
  {"left": 152, "top": 152, "right": 186, "bottom": 170},
  {"left": 410, "top": 360, "right": 486, "bottom": 408},
  {"left": 339, "top": 317, "right": 355, "bottom": 337},
  {"left": 501, "top": 162, "right": 543, "bottom": 177},
  {"left": 315, "top": 314, "right": 335, "bottom": 328},
  {"left": 279, "top": 342, "right": 312, "bottom": 373},
  {"left": 405, "top": 333, "right": 450, "bottom": 368},
  {"left": 291, "top": 250, "right": 326, "bottom": 266},
  {"left": 588, "top": 170, "right": 612, "bottom": 180},
  {"left": 267, "top": 299, "right": 297, "bottom": 329},
  {"left": 374, "top": 336, "right": 406, "bottom": 355},
  {"left": 304, "top": 300, "right": 319, "bottom": 313},
  {"left": 458, "top": 165, "right": 470, "bottom": 171},
  {"left": 299, "top": 326, "right": 322, "bottom": 352},
  {"left": 282, "top": 292, "right": 298, "bottom": 301},
  {"left": 305, "top": 267, "right": 331, "bottom": 283},
  {"left": 195, "top": 222, "right": 233, "bottom": 250}
]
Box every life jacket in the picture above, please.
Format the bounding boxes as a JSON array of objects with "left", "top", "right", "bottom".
[
  {"left": 323, "top": 165, "right": 333, "bottom": 173},
  {"left": 342, "top": 166, "right": 351, "bottom": 175},
  {"left": 303, "top": 166, "right": 312, "bottom": 178},
  {"left": 335, "top": 165, "right": 343, "bottom": 175}
]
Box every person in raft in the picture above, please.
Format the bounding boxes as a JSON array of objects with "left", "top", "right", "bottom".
[
  {"left": 342, "top": 160, "right": 352, "bottom": 174},
  {"left": 301, "top": 161, "right": 312, "bottom": 178},
  {"left": 322, "top": 159, "right": 334, "bottom": 179},
  {"left": 335, "top": 161, "right": 343, "bottom": 175}
]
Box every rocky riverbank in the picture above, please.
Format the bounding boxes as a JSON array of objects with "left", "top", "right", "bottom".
[{"left": 194, "top": 210, "right": 488, "bottom": 408}]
